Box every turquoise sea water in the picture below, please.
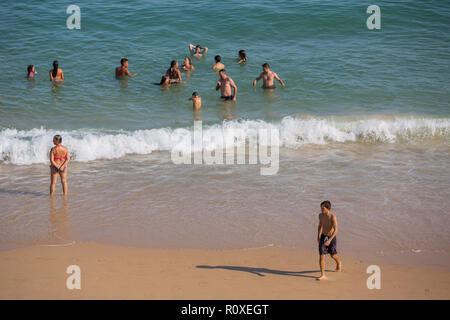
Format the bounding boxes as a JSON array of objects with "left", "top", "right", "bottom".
[
  {"left": 1, "top": 0, "right": 449, "bottom": 132},
  {"left": 0, "top": 1, "right": 449, "bottom": 266}
]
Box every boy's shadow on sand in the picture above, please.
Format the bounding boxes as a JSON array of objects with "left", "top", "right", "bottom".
[{"left": 196, "top": 265, "right": 335, "bottom": 278}]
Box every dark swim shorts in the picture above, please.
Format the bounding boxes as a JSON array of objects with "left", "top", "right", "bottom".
[
  {"left": 220, "top": 95, "right": 234, "bottom": 100},
  {"left": 319, "top": 234, "right": 337, "bottom": 255}
]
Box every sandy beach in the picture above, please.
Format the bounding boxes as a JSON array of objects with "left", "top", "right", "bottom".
[
  {"left": 1, "top": 0, "right": 449, "bottom": 304},
  {"left": 0, "top": 242, "right": 448, "bottom": 299}
]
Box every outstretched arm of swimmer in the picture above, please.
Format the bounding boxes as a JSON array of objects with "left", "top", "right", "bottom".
[
  {"left": 231, "top": 79, "right": 237, "bottom": 100},
  {"left": 317, "top": 216, "right": 323, "bottom": 243},
  {"left": 253, "top": 73, "right": 263, "bottom": 86},
  {"left": 274, "top": 72, "right": 285, "bottom": 86},
  {"left": 201, "top": 47, "right": 208, "bottom": 55},
  {"left": 325, "top": 216, "right": 338, "bottom": 246},
  {"left": 126, "top": 69, "right": 138, "bottom": 77}
]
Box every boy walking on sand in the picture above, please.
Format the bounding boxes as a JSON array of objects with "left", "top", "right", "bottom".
[{"left": 317, "top": 200, "right": 341, "bottom": 281}]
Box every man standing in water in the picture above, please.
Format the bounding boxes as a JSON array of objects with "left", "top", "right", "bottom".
[
  {"left": 316, "top": 200, "right": 341, "bottom": 281},
  {"left": 253, "top": 63, "right": 285, "bottom": 88},
  {"left": 216, "top": 69, "right": 237, "bottom": 101},
  {"left": 115, "top": 58, "right": 138, "bottom": 78}
]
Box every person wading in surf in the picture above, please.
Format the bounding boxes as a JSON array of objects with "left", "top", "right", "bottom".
[
  {"left": 49, "top": 60, "right": 64, "bottom": 82},
  {"left": 253, "top": 63, "right": 285, "bottom": 89},
  {"left": 115, "top": 58, "right": 138, "bottom": 78},
  {"left": 216, "top": 69, "right": 237, "bottom": 101},
  {"left": 49, "top": 135, "right": 70, "bottom": 196}
]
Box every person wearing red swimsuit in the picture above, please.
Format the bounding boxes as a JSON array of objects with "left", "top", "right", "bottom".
[{"left": 49, "top": 135, "right": 70, "bottom": 196}]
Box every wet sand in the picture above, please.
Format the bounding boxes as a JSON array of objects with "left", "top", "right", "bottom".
[
  {"left": 1, "top": 145, "right": 450, "bottom": 268},
  {"left": 0, "top": 242, "right": 448, "bottom": 299}
]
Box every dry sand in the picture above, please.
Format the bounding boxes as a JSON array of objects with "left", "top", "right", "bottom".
[{"left": 0, "top": 242, "right": 448, "bottom": 299}]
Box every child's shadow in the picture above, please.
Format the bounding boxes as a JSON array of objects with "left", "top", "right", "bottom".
[{"left": 196, "top": 265, "right": 335, "bottom": 278}]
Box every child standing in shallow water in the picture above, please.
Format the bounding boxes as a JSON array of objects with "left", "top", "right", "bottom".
[
  {"left": 237, "top": 50, "right": 247, "bottom": 64},
  {"left": 27, "top": 65, "right": 37, "bottom": 79},
  {"left": 189, "top": 92, "right": 202, "bottom": 109}
]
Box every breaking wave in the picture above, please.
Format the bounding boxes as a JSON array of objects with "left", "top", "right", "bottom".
[{"left": 1, "top": 115, "right": 449, "bottom": 165}]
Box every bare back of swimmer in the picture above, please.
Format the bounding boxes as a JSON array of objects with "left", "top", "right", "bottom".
[{"left": 49, "top": 60, "right": 64, "bottom": 82}]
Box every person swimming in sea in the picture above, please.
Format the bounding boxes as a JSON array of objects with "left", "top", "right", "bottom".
[
  {"left": 115, "top": 58, "right": 138, "bottom": 78},
  {"left": 212, "top": 55, "right": 225, "bottom": 71},
  {"left": 165, "top": 60, "right": 183, "bottom": 83},
  {"left": 189, "top": 44, "right": 208, "bottom": 57},
  {"left": 237, "top": 50, "right": 247, "bottom": 64},
  {"left": 182, "top": 57, "right": 195, "bottom": 71},
  {"left": 216, "top": 69, "right": 237, "bottom": 101},
  {"left": 154, "top": 75, "right": 171, "bottom": 88},
  {"left": 188, "top": 92, "right": 202, "bottom": 109},
  {"left": 49, "top": 60, "right": 64, "bottom": 82},
  {"left": 253, "top": 63, "right": 285, "bottom": 89},
  {"left": 27, "top": 65, "right": 37, "bottom": 79},
  {"left": 49, "top": 135, "right": 70, "bottom": 196}
]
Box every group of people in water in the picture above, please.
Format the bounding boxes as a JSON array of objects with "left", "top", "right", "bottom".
[
  {"left": 28, "top": 44, "right": 285, "bottom": 111},
  {"left": 27, "top": 43, "right": 287, "bottom": 196},
  {"left": 150, "top": 44, "right": 285, "bottom": 107}
]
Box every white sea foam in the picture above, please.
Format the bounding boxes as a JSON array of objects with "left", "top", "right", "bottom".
[{"left": 1, "top": 116, "right": 449, "bottom": 165}]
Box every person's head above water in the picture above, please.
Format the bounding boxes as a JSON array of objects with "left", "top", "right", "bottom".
[
  {"left": 52, "top": 60, "right": 59, "bottom": 77},
  {"left": 195, "top": 45, "right": 201, "bottom": 53},
  {"left": 27, "top": 65, "right": 35, "bottom": 75},
  {"left": 214, "top": 55, "right": 221, "bottom": 63},
  {"left": 262, "top": 63, "right": 270, "bottom": 72},
  {"left": 239, "top": 50, "right": 246, "bottom": 59},
  {"left": 218, "top": 69, "right": 227, "bottom": 79},
  {"left": 184, "top": 57, "right": 191, "bottom": 65},
  {"left": 120, "top": 58, "right": 129, "bottom": 67},
  {"left": 192, "top": 91, "right": 198, "bottom": 97},
  {"left": 170, "top": 60, "right": 178, "bottom": 68},
  {"left": 159, "top": 75, "right": 169, "bottom": 85},
  {"left": 320, "top": 200, "right": 331, "bottom": 213},
  {"left": 53, "top": 135, "right": 62, "bottom": 145}
]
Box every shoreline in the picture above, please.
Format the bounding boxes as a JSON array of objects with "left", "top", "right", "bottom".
[
  {"left": 1, "top": 239, "right": 448, "bottom": 270},
  {"left": 0, "top": 242, "right": 448, "bottom": 299}
]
